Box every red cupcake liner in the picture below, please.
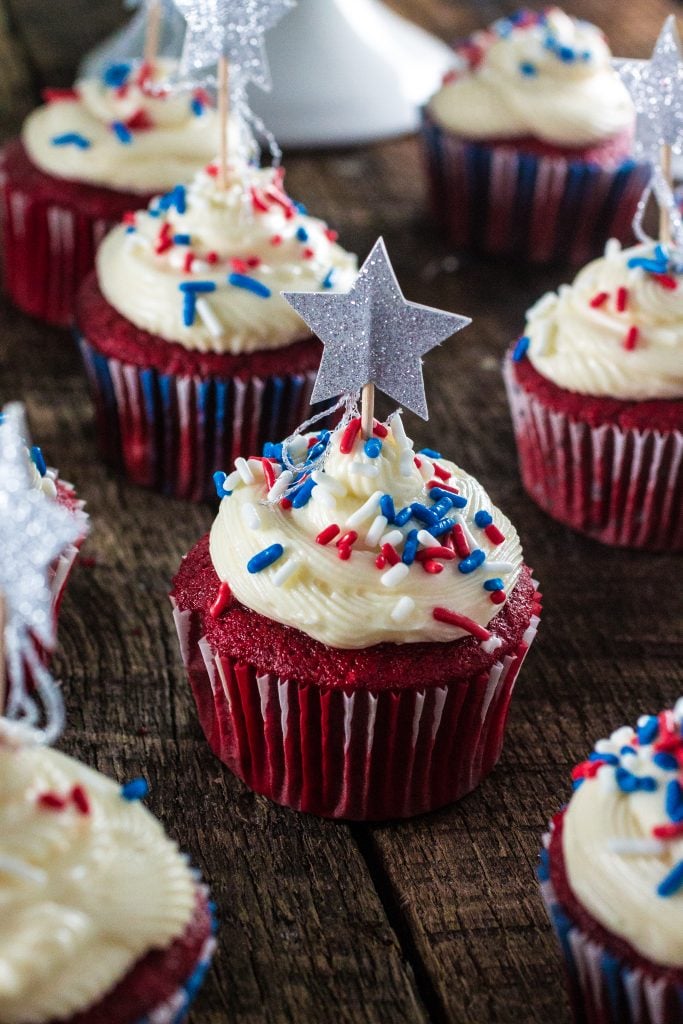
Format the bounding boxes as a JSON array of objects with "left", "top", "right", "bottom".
[
  {"left": 171, "top": 590, "right": 541, "bottom": 820},
  {"left": 539, "top": 818, "right": 683, "bottom": 1024},
  {"left": 504, "top": 355, "right": 683, "bottom": 550},
  {"left": 77, "top": 333, "right": 317, "bottom": 502},
  {"left": 422, "top": 111, "right": 651, "bottom": 265}
]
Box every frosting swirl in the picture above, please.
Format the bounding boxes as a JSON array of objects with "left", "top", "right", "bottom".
[
  {"left": 0, "top": 742, "right": 196, "bottom": 1024},
  {"left": 97, "top": 162, "right": 357, "bottom": 353},
  {"left": 563, "top": 699, "right": 683, "bottom": 967},
  {"left": 22, "top": 60, "right": 228, "bottom": 193},
  {"left": 209, "top": 413, "right": 523, "bottom": 649},
  {"left": 523, "top": 240, "right": 683, "bottom": 400},
  {"left": 428, "top": 8, "right": 633, "bottom": 147}
]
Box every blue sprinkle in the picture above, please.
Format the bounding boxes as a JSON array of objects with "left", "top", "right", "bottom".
[
  {"left": 290, "top": 478, "right": 316, "bottom": 508},
  {"left": 247, "top": 544, "right": 284, "bottom": 574},
  {"left": 30, "top": 445, "right": 47, "bottom": 476},
  {"left": 483, "top": 578, "right": 505, "bottom": 592},
  {"left": 228, "top": 273, "right": 272, "bottom": 299},
  {"left": 419, "top": 448, "right": 442, "bottom": 459},
  {"left": 589, "top": 752, "right": 619, "bottom": 765},
  {"left": 519, "top": 61, "right": 537, "bottom": 76},
  {"left": 263, "top": 441, "right": 283, "bottom": 461},
  {"left": 557, "top": 45, "right": 576, "bottom": 62},
  {"left": 627, "top": 256, "right": 667, "bottom": 273},
  {"left": 572, "top": 778, "right": 584, "bottom": 790},
  {"left": 654, "top": 752, "right": 679, "bottom": 771},
  {"left": 402, "top": 529, "right": 419, "bottom": 566},
  {"left": 294, "top": 201, "right": 308, "bottom": 215},
  {"left": 51, "top": 132, "right": 91, "bottom": 149},
  {"left": 306, "top": 436, "right": 329, "bottom": 463},
  {"left": 190, "top": 96, "right": 205, "bottom": 116},
  {"left": 429, "top": 487, "right": 467, "bottom": 509},
  {"left": 394, "top": 506, "right": 413, "bottom": 528},
  {"left": 537, "top": 847, "right": 551, "bottom": 882},
  {"left": 296, "top": 226, "right": 309, "bottom": 243},
  {"left": 111, "top": 121, "right": 132, "bottom": 144},
  {"left": 174, "top": 233, "right": 191, "bottom": 245},
  {"left": 430, "top": 516, "right": 456, "bottom": 537},
  {"left": 637, "top": 716, "right": 660, "bottom": 745},
  {"left": 459, "top": 549, "right": 486, "bottom": 574},
  {"left": 666, "top": 780, "right": 683, "bottom": 822},
  {"left": 173, "top": 185, "right": 186, "bottom": 214},
  {"left": 616, "top": 768, "right": 657, "bottom": 793},
  {"left": 380, "top": 495, "right": 395, "bottom": 523},
  {"left": 179, "top": 281, "right": 216, "bottom": 293},
  {"left": 182, "top": 293, "right": 196, "bottom": 327},
  {"left": 430, "top": 496, "right": 454, "bottom": 520},
  {"left": 213, "top": 471, "right": 231, "bottom": 498},
  {"left": 512, "top": 336, "right": 530, "bottom": 362},
  {"left": 581, "top": 50, "right": 591, "bottom": 62},
  {"left": 364, "top": 437, "right": 382, "bottom": 459},
  {"left": 410, "top": 502, "right": 439, "bottom": 527},
  {"left": 474, "top": 510, "right": 493, "bottom": 528},
  {"left": 322, "top": 268, "right": 336, "bottom": 290},
  {"left": 658, "top": 860, "right": 683, "bottom": 898},
  {"left": 125, "top": 225, "right": 136, "bottom": 234},
  {"left": 121, "top": 777, "right": 149, "bottom": 801},
  {"left": 103, "top": 62, "right": 131, "bottom": 88},
  {"left": 620, "top": 746, "right": 637, "bottom": 756}
]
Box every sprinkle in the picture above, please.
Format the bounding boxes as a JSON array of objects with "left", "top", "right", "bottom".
[
  {"left": 247, "top": 545, "right": 284, "bottom": 574},
  {"left": 417, "top": 530, "right": 440, "bottom": 549},
  {"left": 616, "top": 768, "right": 657, "bottom": 793},
  {"left": 481, "top": 636, "right": 504, "bottom": 654},
  {"left": 372, "top": 422, "right": 388, "bottom": 438},
  {"left": 71, "top": 785, "right": 90, "bottom": 815},
  {"left": 316, "top": 523, "right": 340, "bottom": 545},
  {"left": 111, "top": 121, "right": 132, "bottom": 144},
  {"left": 375, "top": 554, "right": 386, "bottom": 569},
  {"left": 452, "top": 524, "right": 470, "bottom": 558},
  {"left": 174, "top": 233, "right": 191, "bottom": 246},
  {"left": 402, "top": 530, "right": 420, "bottom": 565},
  {"left": 339, "top": 417, "right": 361, "bottom": 454},
  {"left": 325, "top": 228, "right": 339, "bottom": 242},
  {"left": 190, "top": 96, "right": 205, "bottom": 116},
  {"left": 657, "top": 861, "right": 683, "bottom": 898},
  {"left": 654, "top": 752, "right": 678, "bottom": 770},
  {"left": 234, "top": 457, "right": 255, "bottom": 484},
  {"left": 653, "top": 822, "right": 683, "bottom": 840},
  {"left": 430, "top": 488, "right": 467, "bottom": 509},
  {"left": 666, "top": 780, "right": 683, "bottom": 822},
  {"left": 291, "top": 477, "right": 316, "bottom": 508},
  {"left": 459, "top": 549, "right": 486, "bottom": 574},
  {"left": 42, "top": 87, "right": 79, "bottom": 102},
  {"left": 416, "top": 545, "right": 455, "bottom": 562},
  {"left": 381, "top": 562, "right": 410, "bottom": 588},
  {"left": 616, "top": 286, "right": 628, "bottom": 312},
  {"left": 623, "top": 326, "right": 639, "bottom": 351},
  {"left": 381, "top": 543, "right": 401, "bottom": 566},
  {"left": 270, "top": 234, "right": 283, "bottom": 246},
  {"left": 210, "top": 581, "right": 232, "bottom": 618},
  {"left": 345, "top": 491, "right": 382, "bottom": 528},
  {"left": 268, "top": 470, "right": 294, "bottom": 501},
  {"left": 51, "top": 132, "right": 91, "bottom": 149},
  {"left": 512, "top": 336, "right": 530, "bottom": 362},
  {"left": 485, "top": 524, "right": 506, "bottom": 545},
  {"left": 241, "top": 502, "right": 262, "bottom": 530},
  {"left": 589, "top": 291, "right": 609, "bottom": 308},
  {"left": 296, "top": 226, "right": 309, "bottom": 242},
  {"left": 519, "top": 61, "right": 537, "bottom": 76},
  {"left": 652, "top": 273, "right": 677, "bottom": 290},
  {"left": 196, "top": 298, "right": 223, "bottom": 338},
  {"left": 431, "top": 463, "right": 451, "bottom": 482},
  {"left": 428, "top": 480, "right": 459, "bottom": 495},
  {"left": 228, "top": 273, "right": 272, "bottom": 299},
  {"left": 389, "top": 412, "right": 410, "bottom": 450},
  {"left": 485, "top": 561, "right": 514, "bottom": 574},
  {"left": 213, "top": 471, "right": 230, "bottom": 498},
  {"left": 121, "top": 778, "right": 149, "bottom": 801},
  {"left": 423, "top": 560, "right": 444, "bottom": 574},
  {"left": 366, "top": 515, "right": 388, "bottom": 547},
  {"left": 380, "top": 494, "right": 396, "bottom": 522},
  {"left": 431, "top": 497, "right": 457, "bottom": 521},
  {"left": 410, "top": 502, "right": 438, "bottom": 527},
  {"left": 322, "top": 269, "right": 336, "bottom": 289},
  {"left": 337, "top": 530, "right": 358, "bottom": 548},
  {"left": 179, "top": 281, "right": 217, "bottom": 294},
  {"left": 400, "top": 449, "right": 415, "bottom": 477},
  {"left": 474, "top": 510, "right": 493, "bottom": 528},
  {"left": 420, "top": 448, "right": 442, "bottom": 459},
  {"left": 206, "top": 251, "right": 219, "bottom": 264},
  {"left": 391, "top": 596, "right": 416, "bottom": 623},
  {"left": 490, "top": 590, "right": 506, "bottom": 605},
  {"left": 430, "top": 517, "right": 457, "bottom": 538},
  {"left": 272, "top": 558, "right": 301, "bottom": 587},
  {"left": 432, "top": 607, "right": 491, "bottom": 641},
  {"left": 607, "top": 837, "right": 665, "bottom": 856},
  {"left": 103, "top": 62, "right": 131, "bottom": 87},
  {"left": 637, "top": 716, "right": 660, "bottom": 745},
  {"left": 30, "top": 445, "right": 47, "bottom": 477},
  {"left": 393, "top": 507, "right": 412, "bottom": 529},
  {"left": 38, "top": 792, "right": 67, "bottom": 811},
  {"left": 364, "top": 437, "right": 382, "bottom": 459},
  {"left": 381, "top": 530, "right": 404, "bottom": 548},
  {"left": 484, "top": 578, "right": 505, "bottom": 591}
]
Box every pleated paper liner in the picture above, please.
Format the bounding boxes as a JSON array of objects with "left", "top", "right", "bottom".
[
  {"left": 171, "top": 587, "right": 541, "bottom": 821},
  {"left": 421, "top": 110, "right": 651, "bottom": 266},
  {"left": 504, "top": 355, "right": 683, "bottom": 551}
]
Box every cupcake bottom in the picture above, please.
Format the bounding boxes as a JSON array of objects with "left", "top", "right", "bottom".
[
  {"left": 540, "top": 812, "right": 683, "bottom": 1024},
  {"left": 75, "top": 275, "right": 322, "bottom": 502},
  {"left": 60, "top": 891, "right": 216, "bottom": 1024},
  {"left": 504, "top": 349, "right": 683, "bottom": 551},
  {"left": 52, "top": 478, "right": 88, "bottom": 619},
  {"left": 422, "top": 112, "right": 650, "bottom": 265},
  {"left": 0, "top": 139, "right": 153, "bottom": 326},
  {"left": 171, "top": 536, "right": 542, "bottom": 820}
]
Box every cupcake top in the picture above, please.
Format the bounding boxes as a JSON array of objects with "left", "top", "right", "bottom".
[
  {"left": 0, "top": 740, "right": 197, "bottom": 1024},
  {"left": 428, "top": 8, "right": 633, "bottom": 148},
  {"left": 521, "top": 239, "right": 683, "bottom": 400},
  {"left": 209, "top": 412, "right": 523, "bottom": 649},
  {"left": 564, "top": 699, "right": 683, "bottom": 967},
  {"left": 22, "top": 59, "right": 227, "bottom": 194},
  {"left": 97, "top": 161, "right": 357, "bottom": 354}
]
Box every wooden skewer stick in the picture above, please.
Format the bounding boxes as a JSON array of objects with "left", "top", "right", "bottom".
[
  {"left": 0, "top": 592, "right": 6, "bottom": 717},
  {"left": 361, "top": 383, "right": 375, "bottom": 440},
  {"left": 144, "top": 0, "right": 162, "bottom": 68},
  {"left": 660, "top": 143, "right": 673, "bottom": 246},
  {"left": 218, "top": 56, "right": 230, "bottom": 189}
]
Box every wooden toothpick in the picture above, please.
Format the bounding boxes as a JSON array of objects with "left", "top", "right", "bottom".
[
  {"left": 361, "top": 383, "right": 375, "bottom": 440},
  {"left": 660, "top": 143, "right": 673, "bottom": 246},
  {"left": 218, "top": 56, "right": 230, "bottom": 189},
  {"left": 144, "top": 0, "right": 162, "bottom": 68}
]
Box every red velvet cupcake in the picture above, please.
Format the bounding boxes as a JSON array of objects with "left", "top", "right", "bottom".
[
  {"left": 171, "top": 413, "right": 541, "bottom": 819},
  {"left": 422, "top": 8, "right": 650, "bottom": 265},
  {"left": 539, "top": 700, "right": 683, "bottom": 1024},
  {"left": 504, "top": 239, "right": 683, "bottom": 550},
  {"left": 75, "top": 160, "right": 356, "bottom": 502},
  {"left": 0, "top": 59, "right": 224, "bottom": 326}
]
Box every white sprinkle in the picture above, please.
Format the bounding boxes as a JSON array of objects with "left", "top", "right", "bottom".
[
  {"left": 391, "top": 596, "right": 415, "bottom": 623},
  {"left": 248, "top": 458, "right": 266, "bottom": 476},
  {"left": 674, "top": 698, "right": 683, "bottom": 725},
  {"left": 197, "top": 297, "right": 223, "bottom": 339},
  {"left": 381, "top": 563, "right": 410, "bottom": 588},
  {"left": 381, "top": 529, "right": 404, "bottom": 547},
  {"left": 272, "top": 557, "right": 301, "bottom": 588},
  {"left": 485, "top": 562, "right": 514, "bottom": 574},
  {"left": 533, "top": 322, "right": 552, "bottom": 357},
  {"left": 192, "top": 259, "right": 210, "bottom": 273},
  {"left": 0, "top": 856, "right": 47, "bottom": 885},
  {"left": 480, "top": 636, "right": 503, "bottom": 654},
  {"left": 389, "top": 412, "right": 411, "bottom": 450},
  {"left": 417, "top": 458, "right": 434, "bottom": 482},
  {"left": 400, "top": 449, "right": 415, "bottom": 477},
  {"left": 594, "top": 739, "right": 615, "bottom": 755},
  {"left": 312, "top": 485, "right": 336, "bottom": 509},
  {"left": 351, "top": 461, "right": 380, "bottom": 477},
  {"left": 288, "top": 435, "right": 308, "bottom": 459},
  {"left": 235, "top": 457, "right": 255, "bottom": 484},
  {"left": 241, "top": 502, "right": 261, "bottom": 530},
  {"left": 346, "top": 490, "right": 382, "bottom": 529},
  {"left": 268, "top": 469, "right": 293, "bottom": 500},
  {"left": 224, "top": 469, "right": 242, "bottom": 491},
  {"left": 454, "top": 513, "right": 477, "bottom": 552},
  {"left": 620, "top": 751, "right": 639, "bottom": 770},
  {"left": 417, "top": 529, "right": 440, "bottom": 549},
  {"left": 366, "top": 515, "right": 388, "bottom": 547},
  {"left": 312, "top": 471, "right": 346, "bottom": 497},
  {"left": 169, "top": 250, "right": 188, "bottom": 269},
  {"left": 597, "top": 764, "right": 618, "bottom": 792},
  {"left": 604, "top": 237, "right": 621, "bottom": 258},
  {"left": 607, "top": 838, "right": 665, "bottom": 856},
  {"left": 610, "top": 726, "right": 635, "bottom": 747}
]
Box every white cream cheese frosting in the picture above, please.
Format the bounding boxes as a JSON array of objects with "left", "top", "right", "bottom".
[
  {"left": 523, "top": 239, "right": 683, "bottom": 400},
  {"left": 97, "top": 161, "right": 357, "bottom": 353},
  {"left": 22, "top": 59, "right": 228, "bottom": 193},
  {"left": 0, "top": 741, "right": 197, "bottom": 1024},
  {"left": 209, "top": 413, "right": 523, "bottom": 648},
  {"left": 563, "top": 700, "right": 683, "bottom": 967},
  {"left": 428, "top": 8, "right": 633, "bottom": 147}
]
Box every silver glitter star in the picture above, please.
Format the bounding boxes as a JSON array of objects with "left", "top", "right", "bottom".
[
  {"left": 0, "top": 405, "right": 83, "bottom": 744},
  {"left": 172, "top": 0, "right": 294, "bottom": 89},
  {"left": 283, "top": 238, "right": 471, "bottom": 420},
  {"left": 614, "top": 16, "right": 683, "bottom": 156}
]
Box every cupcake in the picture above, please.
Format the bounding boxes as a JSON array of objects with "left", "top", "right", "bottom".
[
  {"left": 0, "top": 58, "right": 229, "bottom": 326},
  {"left": 171, "top": 411, "right": 542, "bottom": 819},
  {"left": 540, "top": 699, "right": 683, "bottom": 1024},
  {"left": 422, "top": 8, "right": 650, "bottom": 265},
  {"left": 504, "top": 239, "right": 683, "bottom": 550},
  {"left": 75, "top": 159, "right": 357, "bottom": 502},
  {"left": 0, "top": 737, "right": 216, "bottom": 1024}
]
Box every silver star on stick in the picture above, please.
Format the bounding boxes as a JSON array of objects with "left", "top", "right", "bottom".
[
  {"left": 614, "top": 16, "right": 683, "bottom": 156},
  {"left": 283, "top": 238, "right": 471, "bottom": 420},
  {"left": 172, "top": 0, "right": 294, "bottom": 89},
  {"left": 0, "top": 405, "right": 82, "bottom": 744}
]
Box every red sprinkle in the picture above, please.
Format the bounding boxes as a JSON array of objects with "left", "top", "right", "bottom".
[
  {"left": 325, "top": 229, "right": 339, "bottom": 243},
  {"left": 251, "top": 188, "right": 270, "bottom": 213},
  {"left": 42, "top": 87, "right": 79, "bottom": 102},
  {"left": 416, "top": 546, "right": 456, "bottom": 562},
  {"left": 281, "top": 497, "right": 292, "bottom": 510},
  {"left": 316, "top": 524, "right": 340, "bottom": 545},
  {"left": 442, "top": 68, "right": 459, "bottom": 85},
  {"left": 485, "top": 524, "right": 505, "bottom": 545},
  {"left": 616, "top": 286, "right": 628, "bottom": 313},
  {"left": 337, "top": 546, "right": 352, "bottom": 561},
  {"left": 183, "top": 252, "right": 195, "bottom": 273},
  {"left": 136, "top": 61, "right": 153, "bottom": 89},
  {"left": 206, "top": 164, "right": 218, "bottom": 177},
  {"left": 375, "top": 554, "right": 386, "bottom": 569},
  {"left": 206, "top": 251, "right": 219, "bottom": 265},
  {"left": 589, "top": 291, "right": 609, "bottom": 309},
  {"left": 652, "top": 273, "right": 677, "bottom": 290},
  {"left": 122, "top": 211, "right": 137, "bottom": 226},
  {"left": 337, "top": 530, "right": 358, "bottom": 548},
  {"left": 432, "top": 463, "right": 451, "bottom": 481},
  {"left": 260, "top": 459, "right": 276, "bottom": 490},
  {"left": 653, "top": 822, "right": 683, "bottom": 840},
  {"left": 71, "top": 785, "right": 90, "bottom": 815},
  {"left": 246, "top": 257, "right": 261, "bottom": 269},
  {"left": 38, "top": 792, "right": 67, "bottom": 811},
  {"left": 125, "top": 108, "right": 153, "bottom": 132},
  {"left": 432, "top": 607, "right": 491, "bottom": 642},
  {"left": 571, "top": 759, "right": 605, "bottom": 781},
  {"left": 302, "top": 247, "right": 315, "bottom": 260},
  {"left": 452, "top": 524, "right": 470, "bottom": 558},
  {"left": 339, "top": 417, "right": 361, "bottom": 454},
  {"left": 427, "top": 480, "right": 459, "bottom": 494},
  {"left": 372, "top": 421, "right": 388, "bottom": 438},
  {"left": 210, "top": 581, "right": 232, "bottom": 618},
  {"left": 414, "top": 457, "right": 422, "bottom": 469},
  {"left": 623, "top": 326, "right": 639, "bottom": 351},
  {"left": 230, "top": 257, "right": 249, "bottom": 274},
  {"left": 490, "top": 590, "right": 506, "bottom": 605},
  {"left": 423, "top": 560, "right": 444, "bottom": 574},
  {"left": 381, "top": 543, "right": 401, "bottom": 566},
  {"left": 270, "top": 235, "right": 283, "bottom": 246}
]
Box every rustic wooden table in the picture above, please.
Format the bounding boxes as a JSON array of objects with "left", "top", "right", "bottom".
[{"left": 1, "top": 1, "right": 681, "bottom": 1021}]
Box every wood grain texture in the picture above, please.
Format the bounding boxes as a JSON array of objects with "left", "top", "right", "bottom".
[{"left": 1, "top": 2, "right": 682, "bottom": 1023}]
